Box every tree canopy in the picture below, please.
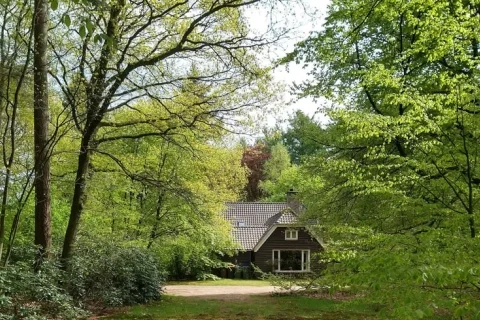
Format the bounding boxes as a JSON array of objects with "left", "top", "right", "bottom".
[{"left": 279, "top": 0, "right": 480, "bottom": 317}]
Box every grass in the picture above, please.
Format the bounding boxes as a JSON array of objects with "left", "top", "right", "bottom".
[
  {"left": 107, "top": 295, "right": 378, "bottom": 320},
  {"left": 166, "top": 279, "right": 271, "bottom": 286}
]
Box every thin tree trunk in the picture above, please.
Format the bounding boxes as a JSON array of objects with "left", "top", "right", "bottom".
[
  {"left": 0, "top": 170, "right": 12, "bottom": 262},
  {"left": 5, "top": 206, "right": 25, "bottom": 267},
  {"left": 147, "top": 192, "right": 166, "bottom": 249},
  {"left": 0, "top": 3, "right": 10, "bottom": 266},
  {"left": 33, "top": 0, "right": 52, "bottom": 269},
  {"left": 4, "top": 180, "right": 35, "bottom": 267}
]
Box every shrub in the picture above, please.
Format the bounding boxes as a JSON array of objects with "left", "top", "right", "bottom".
[
  {"left": 234, "top": 266, "right": 243, "bottom": 279},
  {"left": 0, "top": 257, "right": 87, "bottom": 320},
  {"left": 161, "top": 243, "right": 233, "bottom": 280},
  {"left": 65, "top": 240, "right": 165, "bottom": 306},
  {"left": 196, "top": 273, "right": 221, "bottom": 281},
  {"left": 0, "top": 240, "right": 165, "bottom": 318}
]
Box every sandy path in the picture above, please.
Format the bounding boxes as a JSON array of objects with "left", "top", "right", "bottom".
[{"left": 164, "top": 285, "right": 277, "bottom": 300}]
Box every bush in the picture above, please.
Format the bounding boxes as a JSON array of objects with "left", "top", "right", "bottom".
[
  {"left": 65, "top": 240, "right": 165, "bottom": 306},
  {"left": 161, "top": 243, "right": 233, "bottom": 280},
  {"left": 0, "top": 240, "right": 164, "bottom": 318},
  {"left": 0, "top": 257, "right": 87, "bottom": 320},
  {"left": 196, "top": 273, "right": 221, "bottom": 281},
  {"left": 234, "top": 266, "right": 243, "bottom": 279}
]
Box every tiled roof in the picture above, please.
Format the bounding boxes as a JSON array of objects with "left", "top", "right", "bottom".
[
  {"left": 274, "top": 211, "right": 298, "bottom": 224},
  {"left": 265, "top": 211, "right": 299, "bottom": 225},
  {"left": 224, "top": 202, "right": 299, "bottom": 250},
  {"left": 231, "top": 227, "right": 268, "bottom": 250},
  {"left": 225, "top": 202, "right": 288, "bottom": 216},
  {"left": 226, "top": 213, "right": 274, "bottom": 227}
]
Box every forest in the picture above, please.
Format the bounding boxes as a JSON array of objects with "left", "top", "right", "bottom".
[{"left": 1, "top": 0, "right": 480, "bottom": 319}]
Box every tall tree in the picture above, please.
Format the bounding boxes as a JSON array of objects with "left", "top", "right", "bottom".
[
  {"left": 48, "top": 0, "right": 284, "bottom": 266},
  {"left": 33, "top": 0, "right": 52, "bottom": 266}
]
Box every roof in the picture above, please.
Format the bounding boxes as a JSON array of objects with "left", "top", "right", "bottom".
[
  {"left": 224, "top": 202, "right": 299, "bottom": 250},
  {"left": 231, "top": 227, "right": 268, "bottom": 250}
]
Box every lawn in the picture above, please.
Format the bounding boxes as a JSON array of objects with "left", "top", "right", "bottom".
[
  {"left": 107, "top": 295, "right": 378, "bottom": 320},
  {"left": 166, "top": 279, "right": 271, "bottom": 286}
]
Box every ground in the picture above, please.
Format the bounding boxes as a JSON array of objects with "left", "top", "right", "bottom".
[
  {"left": 102, "top": 280, "right": 378, "bottom": 320},
  {"left": 165, "top": 284, "right": 276, "bottom": 300},
  {"left": 166, "top": 279, "right": 271, "bottom": 287}
]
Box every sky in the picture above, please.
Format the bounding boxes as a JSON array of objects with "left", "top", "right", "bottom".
[{"left": 248, "top": 0, "right": 331, "bottom": 129}]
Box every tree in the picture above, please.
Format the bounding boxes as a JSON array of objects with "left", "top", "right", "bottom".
[
  {"left": 241, "top": 143, "right": 270, "bottom": 201},
  {"left": 263, "top": 142, "right": 290, "bottom": 182},
  {"left": 53, "top": 111, "right": 247, "bottom": 278},
  {"left": 47, "top": 0, "right": 283, "bottom": 266},
  {"left": 285, "top": 0, "right": 480, "bottom": 316},
  {"left": 282, "top": 110, "right": 323, "bottom": 164},
  {"left": 33, "top": 0, "right": 52, "bottom": 267}
]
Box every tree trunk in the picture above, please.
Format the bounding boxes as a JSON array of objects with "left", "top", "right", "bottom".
[
  {"left": 4, "top": 207, "right": 22, "bottom": 267},
  {"left": 61, "top": 138, "right": 91, "bottom": 267},
  {"left": 60, "top": 1, "right": 123, "bottom": 268},
  {"left": 33, "top": 0, "right": 52, "bottom": 269},
  {"left": 0, "top": 170, "right": 12, "bottom": 262},
  {"left": 147, "top": 192, "right": 166, "bottom": 249}
]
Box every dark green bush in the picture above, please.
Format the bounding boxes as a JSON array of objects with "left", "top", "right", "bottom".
[
  {"left": 66, "top": 240, "right": 165, "bottom": 306},
  {"left": 163, "top": 244, "right": 232, "bottom": 280},
  {"left": 242, "top": 267, "right": 251, "bottom": 279},
  {"left": 0, "top": 257, "right": 87, "bottom": 320},
  {"left": 234, "top": 266, "right": 243, "bottom": 279}
]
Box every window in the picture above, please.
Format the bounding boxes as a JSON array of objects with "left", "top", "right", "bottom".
[
  {"left": 238, "top": 221, "right": 246, "bottom": 227},
  {"left": 285, "top": 229, "right": 298, "bottom": 240},
  {"left": 272, "top": 250, "right": 310, "bottom": 272}
]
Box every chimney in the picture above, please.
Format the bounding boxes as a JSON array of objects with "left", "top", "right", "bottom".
[{"left": 286, "top": 189, "right": 301, "bottom": 214}]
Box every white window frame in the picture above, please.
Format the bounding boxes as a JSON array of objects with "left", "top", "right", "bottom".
[
  {"left": 285, "top": 229, "right": 298, "bottom": 240},
  {"left": 272, "top": 249, "right": 310, "bottom": 273}
]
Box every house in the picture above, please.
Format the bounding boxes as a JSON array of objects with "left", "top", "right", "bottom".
[{"left": 223, "top": 191, "right": 323, "bottom": 273}]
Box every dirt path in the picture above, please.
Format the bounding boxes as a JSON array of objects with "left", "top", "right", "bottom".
[{"left": 164, "top": 285, "right": 277, "bottom": 300}]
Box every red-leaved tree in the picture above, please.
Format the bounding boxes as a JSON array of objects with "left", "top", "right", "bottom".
[{"left": 241, "top": 144, "right": 270, "bottom": 201}]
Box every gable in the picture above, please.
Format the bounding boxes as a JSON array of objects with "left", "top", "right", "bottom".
[
  {"left": 253, "top": 225, "right": 323, "bottom": 252},
  {"left": 266, "top": 210, "right": 298, "bottom": 225}
]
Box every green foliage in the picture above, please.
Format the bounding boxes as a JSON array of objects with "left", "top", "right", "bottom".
[
  {"left": 279, "top": 0, "right": 480, "bottom": 317},
  {"left": 0, "top": 252, "right": 86, "bottom": 320},
  {"left": 0, "top": 242, "right": 164, "bottom": 318},
  {"left": 196, "top": 273, "right": 221, "bottom": 281},
  {"left": 235, "top": 266, "right": 253, "bottom": 279},
  {"left": 233, "top": 266, "right": 243, "bottom": 279},
  {"left": 263, "top": 143, "right": 291, "bottom": 182},
  {"left": 261, "top": 166, "right": 323, "bottom": 202},
  {"left": 156, "top": 237, "right": 232, "bottom": 280},
  {"left": 65, "top": 238, "right": 165, "bottom": 306},
  {"left": 282, "top": 111, "right": 324, "bottom": 164}
]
